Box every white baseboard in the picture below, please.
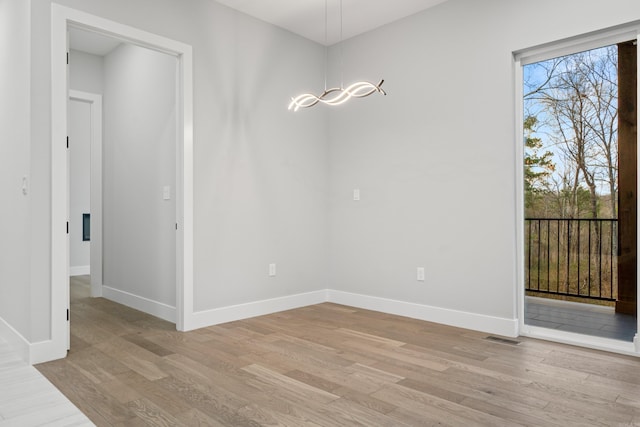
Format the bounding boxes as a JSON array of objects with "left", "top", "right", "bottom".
[
  {"left": 0, "top": 289, "right": 522, "bottom": 365},
  {"left": 102, "top": 286, "right": 176, "bottom": 323},
  {"left": 29, "top": 339, "right": 67, "bottom": 365},
  {"left": 0, "top": 316, "right": 31, "bottom": 363},
  {"left": 0, "top": 318, "right": 67, "bottom": 365},
  {"left": 327, "top": 290, "right": 519, "bottom": 338},
  {"left": 70, "top": 265, "right": 90, "bottom": 276},
  {"left": 187, "top": 289, "right": 516, "bottom": 339},
  {"left": 189, "top": 290, "right": 328, "bottom": 330}
]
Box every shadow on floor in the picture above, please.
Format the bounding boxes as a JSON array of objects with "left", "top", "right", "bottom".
[{"left": 525, "top": 297, "right": 637, "bottom": 341}]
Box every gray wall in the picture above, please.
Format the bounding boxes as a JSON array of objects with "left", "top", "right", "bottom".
[
  {"left": 68, "top": 45, "right": 178, "bottom": 310},
  {"left": 69, "top": 49, "right": 103, "bottom": 94},
  {"left": 68, "top": 99, "right": 91, "bottom": 271},
  {"left": 3, "top": 0, "right": 639, "bottom": 351},
  {"left": 327, "top": 0, "right": 640, "bottom": 320},
  {"left": 102, "top": 43, "right": 176, "bottom": 307},
  {"left": 68, "top": 50, "right": 103, "bottom": 273},
  {"left": 20, "top": 0, "right": 328, "bottom": 342},
  {"left": 0, "top": 0, "right": 31, "bottom": 340}
]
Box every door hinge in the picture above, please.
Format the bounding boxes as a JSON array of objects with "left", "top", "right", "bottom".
[
  {"left": 66, "top": 136, "right": 69, "bottom": 149},
  {"left": 66, "top": 52, "right": 69, "bottom": 65},
  {"left": 66, "top": 309, "right": 69, "bottom": 321},
  {"left": 66, "top": 222, "right": 69, "bottom": 234},
  {"left": 176, "top": 223, "right": 178, "bottom": 230}
]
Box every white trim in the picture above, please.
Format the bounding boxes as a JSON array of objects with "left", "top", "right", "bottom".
[
  {"left": 29, "top": 340, "right": 63, "bottom": 365},
  {"left": 189, "top": 291, "right": 329, "bottom": 331},
  {"left": 328, "top": 290, "right": 518, "bottom": 338},
  {"left": 514, "top": 52, "right": 526, "bottom": 340},
  {"left": 514, "top": 24, "right": 640, "bottom": 355},
  {"left": 521, "top": 325, "right": 638, "bottom": 357},
  {"left": 51, "top": 2, "right": 71, "bottom": 362},
  {"left": 69, "top": 90, "right": 103, "bottom": 298},
  {"left": 177, "top": 36, "right": 194, "bottom": 333},
  {"left": 69, "top": 265, "right": 90, "bottom": 276},
  {"left": 51, "top": 4, "right": 194, "bottom": 361},
  {"left": 188, "top": 290, "right": 517, "bottom": 338},
  {"left": 102, "top": 286, "right": 176, "bottom": 323},
  {"left": 516, "top": 25, "right": 639, "bottom": 65},
  {"left": 0, "top": 316, "right": 30, "bottom": 363}
]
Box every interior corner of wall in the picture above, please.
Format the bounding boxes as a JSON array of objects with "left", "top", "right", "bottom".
[{"left": 0, "top": 315, "right": 31, "bottom": 363}]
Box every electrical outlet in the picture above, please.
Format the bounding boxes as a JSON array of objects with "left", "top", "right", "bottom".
[
  {"left": 269, "top": 263, "right": 276, "bottom": 277},
  {"left": 417, "top": 267, "right": 425, "bottom": 282},
  {"left": 353, "top": 188, "right": 360, "bottom": 201}
]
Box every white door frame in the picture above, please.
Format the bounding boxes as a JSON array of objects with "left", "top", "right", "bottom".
[
  {"left": 514, "top": 25, "right": 640, "bottom": 356},
  {"left": 69, "top": 90, "right": 103, "bottom": 298},
  {"left": 51, "top": 4, "right": 194, "bottom": 361}
]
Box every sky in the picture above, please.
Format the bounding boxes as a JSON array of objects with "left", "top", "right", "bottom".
[{"left": 522, "top": 44, "right": 618, "bottom": 196}]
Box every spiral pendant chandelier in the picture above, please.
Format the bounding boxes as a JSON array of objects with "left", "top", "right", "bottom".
[{"left": 288, "top": 0, "right": 386, "bottom": 111}]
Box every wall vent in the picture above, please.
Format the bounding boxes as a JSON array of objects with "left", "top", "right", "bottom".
[{"left": 485, "top": 336, "right": 521, "bottom": 346}]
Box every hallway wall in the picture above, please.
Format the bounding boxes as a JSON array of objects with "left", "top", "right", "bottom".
[
  {"left": 102, "top": 43, "right": 177, "bottom": 313},
  {"left": 0, "top": 0, "right": 32, "bottom": 350}
]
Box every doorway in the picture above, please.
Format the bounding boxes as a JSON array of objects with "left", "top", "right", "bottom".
[
  {"left": 51, "top": 4, "right": 195, "bottom": 360},
  {"left": 516, "top": 29, "right": 640, "bottom": 354},
  {"left": 68, "top": 90, "right": 102, "bottom": 299},
  {"left": 68, "top": 29, "right": 179, "bottom": 326}
]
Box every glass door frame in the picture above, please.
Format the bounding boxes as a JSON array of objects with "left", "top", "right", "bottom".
[{"left": 514, "top": 25, "right": 640, "bottom": 356}]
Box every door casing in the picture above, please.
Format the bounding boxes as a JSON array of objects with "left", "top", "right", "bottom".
[
  {"left": 513, "top": 25, "right": 640, "bottom": 356},
  {"left": 48, "top": 4, "right": 194, "bottom": 363}
]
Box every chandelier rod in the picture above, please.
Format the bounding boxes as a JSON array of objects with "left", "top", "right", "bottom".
[
  {"left": 324, "top": 0, "right": 328, "bottom": 91},
  {"left": 339, "top": 0, "right": 344, "bottom": 89},
  {"left": 287, "top": 0, "right": 386, "bottom": 111}
]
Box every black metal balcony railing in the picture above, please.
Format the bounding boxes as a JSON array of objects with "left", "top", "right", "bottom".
[{"left": 525, "top": 218, "right": 618, "bottom": 302}]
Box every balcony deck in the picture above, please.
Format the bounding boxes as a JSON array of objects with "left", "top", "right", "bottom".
[{"left": 525, "top": 296, "right": 637, "bottom": 341}]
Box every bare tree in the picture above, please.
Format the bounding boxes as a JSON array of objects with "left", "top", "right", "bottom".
[
  {"left": 582, "top": 46, "right": 618, "bottom": 217},
  {"left": 531, "top": 47, "right": 618, "bottom": 219}
]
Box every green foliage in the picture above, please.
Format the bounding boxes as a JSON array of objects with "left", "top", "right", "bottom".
[
  {"left": 524, "top": 115, "right": 556, "bottom": 215},
  {"left": 524, "top": 115, "right": 555, "bottom": 194},
  {"left": 526, "top": 181, "right": 604, "bottom": 218}
]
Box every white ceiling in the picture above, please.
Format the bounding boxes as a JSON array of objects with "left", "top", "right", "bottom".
[
  {"left": 215, "top": 0, "right": 449, "bottom": 45},
  {"left": 69, "top": 0, "right": 449, "bottom": 55},
  {"left": 69, "top": 27, "right": 122, "bottom": 56}
]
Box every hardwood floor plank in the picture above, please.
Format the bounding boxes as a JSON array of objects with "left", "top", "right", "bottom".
[
  {"left": 242, "top": 364, "right": 340, "bottom": 403},
  {"left": 174, "top": 408, "right": 228, "bottom": 427},
  {"left": 121, "top": 333, "right": 175, "bottom": 358},
  {"left": 323, "top": 397, "right": 409, "bottom": 427},
  {"left": 372, "top": 383, "right": 526, "bottom": 427},
  {"left": 37, "top": 359, "right": 136, "bottom": 424},
  {"left": 153, "top": 375, "right": 261, "bottom": 426},
  {"left": 284, "top": 369, "right": 343, "bottom": 394},
  {"left": 31, "top": 281, "right": 640, "bottom": 426},
  {"left": 126, "top": 397, "right": 182, "bottom": 426},
  {"left": 331, "top": 387, "right": 398, "bottom": 415},
  {"left": 116, "top": 371, "right": 195, "bottom": 417},
  {"left": 95, "top": 374, "right": 143, "bottom": 405},
  {"left": 237, "top": 404, "right": 328, "bottom": 427}
]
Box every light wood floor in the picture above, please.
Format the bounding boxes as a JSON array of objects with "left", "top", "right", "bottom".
[
  {"left": 36, "top": 277, "right": 640, "bottom": 426},
  {"left": 0, "top": 336, "right": 92, "bottom": 426}
]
